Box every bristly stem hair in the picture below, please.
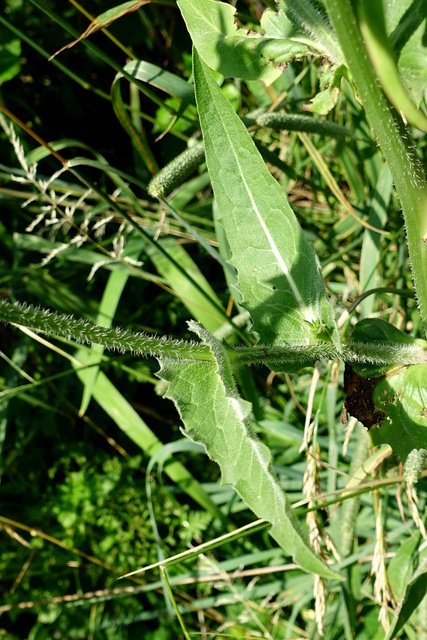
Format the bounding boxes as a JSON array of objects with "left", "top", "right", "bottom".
[{"left": 1, "top": 300, "right": 426, "bottom": 368}]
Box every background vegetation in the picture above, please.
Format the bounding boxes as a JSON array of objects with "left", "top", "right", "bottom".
[{"left": 1, "top": 0, "right": 426, "bottom": 638}]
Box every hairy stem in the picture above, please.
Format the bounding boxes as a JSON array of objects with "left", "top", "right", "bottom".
[
  {"left": 228, "top": 341, "right": 427, "bottom": 368},
  {"left": 323, "top": 0, "right": 427, "bottom": 334},
  {"left": 279, "top": 0, "right": 343, "bottom": 64},
  {"left": 0, "top": 300, "right": 212, "bottom": 362},
  {"left": 1, "top": 300, "right": 425, "bottom": 368}
]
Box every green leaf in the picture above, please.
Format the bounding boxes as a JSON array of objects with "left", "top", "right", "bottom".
[
  {"left": 77, "top": 270, "right": 128, "bottom": 417},
  {"left": 359, "top": 166, "right": 392, "bottom": 318},
  {"left": 388, "top": 535, "right": 420, "bottom": 601},
  {"left": 14, "top": 234, "right": 164, "bottom": 283},
  {"left": 350, "top": 318, "right": 427, "bottom": 377},
  {"left": 0, "top": 30, "right": 21, "bottom": 82},
  {"left": 277, "top": 0, "right": 343, "bottom": 65},
  {"left": 158, "top": 322, "right": 341, "bottom": 580},
  {"left": 261, "top": 5, "right": 302, "bottom": 40},
  {"left": 111, "top": 69, "right": 158, "bottom": 176},
  {"left": 193, "top": 48, "right": 340, "bottom": 347},
  {"left": 121, "top": 59, "right": 195, "bottom": 106},
  {"left": 308, "top": 65, "right": 351, "bottom": 115},
  {"left": 177, "top": 0, "right": 307, "bottom": 85},
  {"left": 370, "top": 365, "right": 427, "bottom": 461},
  {"left": 74, "top": 352, "right": 222, "bottom": 520},
  {"left": 51, "top": 1, "right": 148, "bottom": 59},
  {"left": 263, "top": 1, "right": 345, "bottom": 115},
  {"left": 385, "top": 559, "right": 427, "bottom": 639},
  {"left": 385, "top": 0, "right": 427, "bottom": 112},
  {"left": 324, "top": 0, "right": 427, "bottom": 333},
  {"left": 144, "top": 236, "right": 227, "bottom": 333},
  {"left": 358, "top": 0, "right": 427, "bottom": 132}
]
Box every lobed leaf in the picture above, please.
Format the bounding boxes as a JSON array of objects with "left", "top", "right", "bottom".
[
  {"left": 276, "top": 0, "right": 343, "bottom": 65},
  {"left": 158, "top": 322, "right": 341, "bottom": 579},
  {"left": 177, "top": 0, "right": 307, "bottom": 85}
]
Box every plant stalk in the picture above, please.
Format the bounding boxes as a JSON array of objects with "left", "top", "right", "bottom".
[
  {"left": 323, "top": 0, "right": 427, "bottom": 335},
  {"left": 0, "top": 300, "right": 212, "bottom": 362},
  {"left": 1, "top": 300, "right": 425, "bottom": 368}
]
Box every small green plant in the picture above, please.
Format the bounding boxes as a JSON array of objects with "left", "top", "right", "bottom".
[{"left": 1, "top": 0, "right": 427, "bottom": 636}]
